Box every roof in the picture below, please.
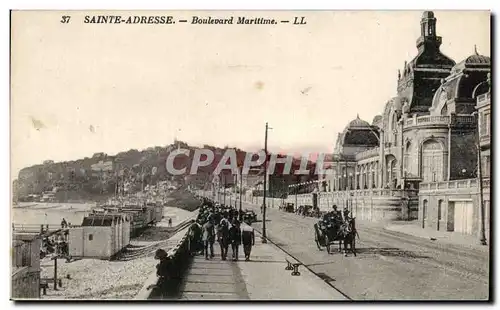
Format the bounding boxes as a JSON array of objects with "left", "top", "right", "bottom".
[
  {"left": 452, "top": 49, "right": 490, "bottom": 73},
  {"left": 81, "top": 214, "right": 122, "bottom": 227},
  {"left": 347, "top": 115, "right": 371, "bottom": 129},
  {"left": 13, "top": 233, "right": 41, "bottom": 241},
  {"left": 422, "top": 11, "right": 434, "bottom": 19}
]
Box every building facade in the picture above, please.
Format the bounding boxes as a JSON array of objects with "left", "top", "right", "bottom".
[{"left": 288, "top": 11, "right": 491, "bottom": 241}]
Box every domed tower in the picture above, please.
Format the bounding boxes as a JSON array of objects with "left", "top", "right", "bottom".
[
  {"left": 397, "top": 11, "right": 456, "bottom": 115},
  {"left": 334, "top": 115, "right": 380, "bottom": 159},
  {"left": 429, "top": 48, "right": 490, "bottom": 116}
]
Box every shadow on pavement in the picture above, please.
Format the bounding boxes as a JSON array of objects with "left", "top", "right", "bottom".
[{"left": 355, "top": 247, "right": 430, "bottom": 259}]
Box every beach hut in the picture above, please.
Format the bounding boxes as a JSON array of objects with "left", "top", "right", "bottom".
[
  {"left": 11, "top": 233, "right": 42, "bottom": 299},
  {"left": 69, "top": 214, "right": 130, "bottom": 260}
]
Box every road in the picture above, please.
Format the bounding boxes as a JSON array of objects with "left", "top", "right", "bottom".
[{"left": 242, "top": 202, "right": 489, "bottom": 300}]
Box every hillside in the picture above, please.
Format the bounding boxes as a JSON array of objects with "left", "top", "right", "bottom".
[{"left": 14, "top": 140, "right": 318, "bottom": 201}]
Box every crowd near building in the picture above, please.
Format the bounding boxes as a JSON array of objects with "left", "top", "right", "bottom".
[{"left": 286, "top": 11, "right": 490, "bottom": 242}]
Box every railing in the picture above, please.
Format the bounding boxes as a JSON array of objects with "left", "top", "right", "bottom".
[
  {"left": 355, "top": 147, "right": 380, "bottom": 161},
  {"left": 289, "top": 188, "right": 419, "bottom": 200},
  {"left": 134, "top": 219, "right": 195, "bottom": 299},
  {"left": 404, "top": 115, "right": 475, "bottom": 128},
  {"left": 419, "top": 179, "right": 477, "bottom": 191},
  {"left": 477, "top": 92, "right": 491, "bottom": 105},
  {"left": 457, "top": 115, "right": 475, "bottom": 124}
]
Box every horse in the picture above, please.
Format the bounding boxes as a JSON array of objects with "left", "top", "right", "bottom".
[{"left": 337, "top": 217, "right": 358, "bottom": 257}]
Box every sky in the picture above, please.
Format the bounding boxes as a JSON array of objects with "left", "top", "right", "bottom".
[{"left": 10, "top": 10, "right": 490, "bottom": 178}]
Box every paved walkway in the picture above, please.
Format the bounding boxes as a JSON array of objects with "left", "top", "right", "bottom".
[
  {"left": 178, "top": 231, "right": 346, "bottom": 300},
  {"left": 385, "top": 221, "right": 490, "bottom": 253}
]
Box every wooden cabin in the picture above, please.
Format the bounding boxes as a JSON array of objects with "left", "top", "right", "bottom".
[
  {"left": 11, "top": 233, "right": 42, "bottom": 299},
  {"left": 69, "top": 213, "right": 130, "bottom": 260}
]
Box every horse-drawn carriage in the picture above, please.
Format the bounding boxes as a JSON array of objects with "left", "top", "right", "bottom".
[
  {"left": 313, "top": 216, "right": 358, "bottom": 256},
  {"left": 279, "top": 203, "right": 295, "bottom": 213},
  {"left": 242, "top": 209, "right": 257, "bottom": 223}
]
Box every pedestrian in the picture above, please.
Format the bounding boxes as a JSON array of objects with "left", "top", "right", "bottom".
[
  {"left": 149, "top": 249, "right": 173, "bottom": 297},
  {"left": 217, "top": 216, "right": 230, "bottom": 260},
  {"left": 189, "top": 221, "right": 202, "bottom": 256},
  {"left": 202, "top": 219, "right": 216, "bottom": 260},
  {"left": 61, "top": 218, "right": 68, "bottom": 229},
  {"left": 241, "top": 220, "right": 255, "bottom": 261},
  {"left": 168, "top": 217, "right": 173, "bottom": 227},
  {"left": 229, "top": 219, "right": 242, "bottom": 261}
]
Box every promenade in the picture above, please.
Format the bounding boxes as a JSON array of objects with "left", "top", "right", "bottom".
[{"left": 177, "top": 231, "right": 346, "bottom": 300}]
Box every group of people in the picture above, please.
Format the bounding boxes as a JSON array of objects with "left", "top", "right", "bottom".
[
  {"left": 40, "top": 233, "right": 69, "bottom": 258},
  {"left": 189, "top": 200, "right": 256, "bottom": 261}
]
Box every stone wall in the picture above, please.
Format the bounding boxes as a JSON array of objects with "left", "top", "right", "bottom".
[
  {"left": 285, "top": 190, "right": 418, "bottom": 222},
  {"left": 418, "top": 179, "right": 490, "bottom": 240}
]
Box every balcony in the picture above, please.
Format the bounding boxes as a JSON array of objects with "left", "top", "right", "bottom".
[
  {"left": 355, "top": 147, "right": 380, "bottom": 161},
  {"left": 324, "top": 188, "right": 418, "bottom": 199},
  {"left": 404, "top": 115, "right": 475, "bottom": 129},
  {"left": 419, "top": 178, "right": 490, "bottom": 192}
]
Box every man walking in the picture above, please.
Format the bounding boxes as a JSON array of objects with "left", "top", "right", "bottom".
[
  {"left": 218, "top": 216, "right": 231, "bottom": 260},
  {"left": 202, "top": 219, "right": 215, "bottom": 260},
  {"left": 189, "top": 220, "right": 203, "bottom": 256},
  {"left": 241, "top": 220, "right": 255, "bottom": 261},
  {"left": 229, "top": 219, "right": 242, "bottom": 261}
]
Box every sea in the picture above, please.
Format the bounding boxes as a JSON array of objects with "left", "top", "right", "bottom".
[{"left": 12, "top": 202, "right": 96, "bottom": 226}]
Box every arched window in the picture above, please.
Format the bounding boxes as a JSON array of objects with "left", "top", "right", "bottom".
[
  {"left": 385, "top": 156, "right": 398, "bottom": 187},
  {"left": 391, "top": 160, "right": 398, "bottom": 184},
  {"left": 421, "top": 140, "right": 444, "bottom": 182}
]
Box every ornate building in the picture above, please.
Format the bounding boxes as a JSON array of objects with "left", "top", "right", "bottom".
[{"left": 290, "top": 11, "right": 491, "bottom": 241}]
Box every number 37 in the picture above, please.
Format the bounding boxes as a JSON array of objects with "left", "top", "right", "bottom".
[{"left": 60, "top": 16, "right": 71, "bottom": 24}]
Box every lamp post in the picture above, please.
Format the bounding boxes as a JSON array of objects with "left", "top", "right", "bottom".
[
  {"left": 262, "top": 122, "right": 271, "bottom": 243},
  {"left": 239, "top": 167, "right": 243, "bottom": 216},
  {"left": 472, "top": 112, "right": 487, "bottom": 246}
]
